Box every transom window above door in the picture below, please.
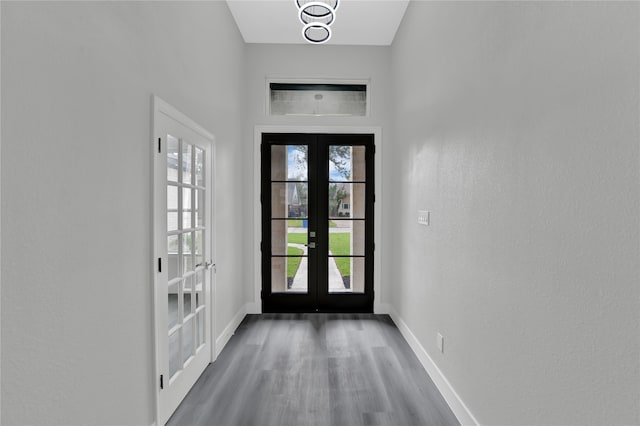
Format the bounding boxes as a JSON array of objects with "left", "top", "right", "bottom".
[{"left": 268, "top": 81, "right": 369, "bottom": 117}]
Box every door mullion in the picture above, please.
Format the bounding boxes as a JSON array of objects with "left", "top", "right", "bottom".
[
  {"left": 315, "top": 139, "right": 329, "bottom": 302},
  {"left": 308, "top": 140, "right": 319, "bottom": 304}
]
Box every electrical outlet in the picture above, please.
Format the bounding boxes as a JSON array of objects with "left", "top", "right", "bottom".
[
  {"left": 437, "top": 333, "right": 444, "bottom": 353},
  {"left": 418, "top": 210, "right": 430, "bottom": 226}
]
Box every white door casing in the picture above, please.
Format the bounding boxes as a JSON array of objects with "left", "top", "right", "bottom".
[{"left": 153, "top": 96, "right": 215, "bottom": 425}]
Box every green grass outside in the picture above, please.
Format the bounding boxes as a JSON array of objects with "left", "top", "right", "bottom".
[
  {"left": 288, "top": 233, "right": 307, "bottom": 245},
  {"left": 287, "top": 246, "right": 303, "bottom": 278},
  {"left": 328, "top": 233, "right": 350, "bottom": 277},
  {"left": 287, "top": 232, "right": 351, "bottom": 277},
  {"left": 287, "top": 219, "right": 337, "bottom": 228}
]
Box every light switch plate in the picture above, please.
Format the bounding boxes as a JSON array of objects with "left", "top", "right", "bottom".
[
  {"left": 418, "top": 210, "right": 430, "bottom": 226},
  {"left": 437, "top": 333, "right": 444, "bottom": 353}
]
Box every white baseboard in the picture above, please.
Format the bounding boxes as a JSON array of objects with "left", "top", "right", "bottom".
[
  {"left": 387, "top": 306, "right": 480, "bottom": 426},
  {"left": 215, "top": 303, "right": 249, "bottom": 358}
]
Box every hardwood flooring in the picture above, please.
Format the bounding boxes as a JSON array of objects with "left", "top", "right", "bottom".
[{"left": 167, "top": 314, "right": 459, "bottom": 426}]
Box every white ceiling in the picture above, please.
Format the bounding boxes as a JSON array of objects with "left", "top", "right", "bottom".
[{"left": 226, "top": 0, "right": 410, "bottom": 46}]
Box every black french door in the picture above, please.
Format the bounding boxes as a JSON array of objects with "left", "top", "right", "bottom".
[{"left": 261, "top": 133, "right": 375, "bottom": 312}]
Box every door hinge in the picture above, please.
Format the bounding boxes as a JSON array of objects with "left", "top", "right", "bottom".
[
  {"left": 160, "top": 374, "right": 164, "bottom": 390},
  {"left": 158, "top": 257, "right": 162, "bottom": 273},
  {"left": 158, "top": 138, "right": 161, "bottom": 153}
]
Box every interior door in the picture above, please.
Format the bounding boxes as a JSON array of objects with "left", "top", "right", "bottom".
[
  {"left": 261, "top": 133, "right": 374, "bottom": 313},
  {"left": 154, "top": 97, "right": 214, "bottom": 425}
]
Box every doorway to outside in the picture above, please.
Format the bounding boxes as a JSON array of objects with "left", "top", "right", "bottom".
[{"left": 261, "top": 133, "right": 375, "bottom": 313}]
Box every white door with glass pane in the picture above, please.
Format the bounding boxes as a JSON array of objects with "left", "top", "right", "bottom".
[{"left": 153, "top": 97, "right": 214, "bottom": 425}]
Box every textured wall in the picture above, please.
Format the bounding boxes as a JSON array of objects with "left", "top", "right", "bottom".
[
  {"left": 1, "top": 2, "right": 245, "bottom": 424},
  {"left": 390, "top": 2, "right": 639, "bottom": 424}
]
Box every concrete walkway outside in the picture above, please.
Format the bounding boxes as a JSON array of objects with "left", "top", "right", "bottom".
[{"left": 288, "top": 243, "right": 350, "bottom": 292}]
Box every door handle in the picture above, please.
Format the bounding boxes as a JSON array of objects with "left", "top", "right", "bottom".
[
  {"left": 305, "top": 242, "right": 316, "bottom": 249},
  {"left": 205, "top": 261, "right": 215, "bottom": 272}
]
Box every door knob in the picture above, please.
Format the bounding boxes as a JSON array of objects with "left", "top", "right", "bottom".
[{"left": 305, "top": 242, "right": 316, "bottom": 249}]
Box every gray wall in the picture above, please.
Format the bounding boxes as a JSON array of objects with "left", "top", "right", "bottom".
[
  {"left": 390, "top": 1, "right": 639, "bottom": 424},
  {"left": 1, "top": 2, "right": 245, "bottom": 424}
]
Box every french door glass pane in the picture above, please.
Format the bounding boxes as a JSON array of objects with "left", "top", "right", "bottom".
[
  {"left": 182, "top": 232, "right": 194, "bottom": 273},
  {"left": 195, "top": 271, "right": 204, "bottom": 308},
  {"left": 350, "top": 257, "right": 365, "bottom": 293},
  {"left": 195, "top": 190, "right": 204, "bottom": 227},
  {"left": 271, "top": 145, "right": 308, "bottom": 181},
  {"left": 182, "top": 318, "right": 193, "bottom": 365},
  {"left": 182, "top": 188, "right": 192, "bottom": 229},
  {"left": 167, "top": 135, "right": 179, "bottom": 182},
  {"left": 168, "top": 185, "right": 178, "bottom": 210},
  {"left": 271, "top": 182, "right": 308, "bottom": 219},
  {"left": 329, "top": 183, "right": 365, "bottom": 219},
  {"left": 168, "top": 330, "right": 180, "bottom": 378},
  {"left": 329, "top": 256, "right": 349, "bottom": 292},
  {"left": 287, "top": 256, "right": 307, "bottom": 292},
  {"left": 195, "top": 147, "right": 204, "bottom": 187},
  {"left": 329, "top": 220, "right": 364, "bottom": 256},
  {"left": 271, "top": 220, "right": 308, "bottom": 255},
  {"left": 168, "top": 282, "right": 179, "bottom": 330},
  {"left": 195, "top": 231, "right": 204, "bottom": 267},
  {"left": 328, "top": 146, "right": 365, "bottom": 182},
  {"left": 182, "top": 143, "right": 193, "bottom": 185},
  {"left": 168, "top": 185, "right": 178, "bottom": 232},
  {"left": 271, "top": 257, "right": 307, "bottom": 293},
  {"left": 182, "top": 276, "right": 193, "bottom": 318},
  {"left": 329, "top": 256, "right": 365, "bottom": 294},
  {"left": 168, "top": 213, "right": 178, "bottom": 233},
  {"left": 167, "top": 235, "right": 179, "bottom": 281}
]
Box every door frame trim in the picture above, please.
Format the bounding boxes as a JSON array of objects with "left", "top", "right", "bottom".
[{"left": 251, "top": 125, "right": 383, "bottom": 314}]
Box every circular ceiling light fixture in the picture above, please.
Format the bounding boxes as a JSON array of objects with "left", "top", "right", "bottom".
[
  {"left": 299, "top": 2, "right": 335, "bottom": 26},
  {"left": 295, "top": 0, "right": 337, "bottom": 44},
  {"left": 302, "top": 22, "right": 332, "bottom": 44}
]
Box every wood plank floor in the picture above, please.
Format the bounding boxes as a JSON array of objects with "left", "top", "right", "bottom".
[{"left": 167, "top": 314, "right": 459, "bottom": 426}]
